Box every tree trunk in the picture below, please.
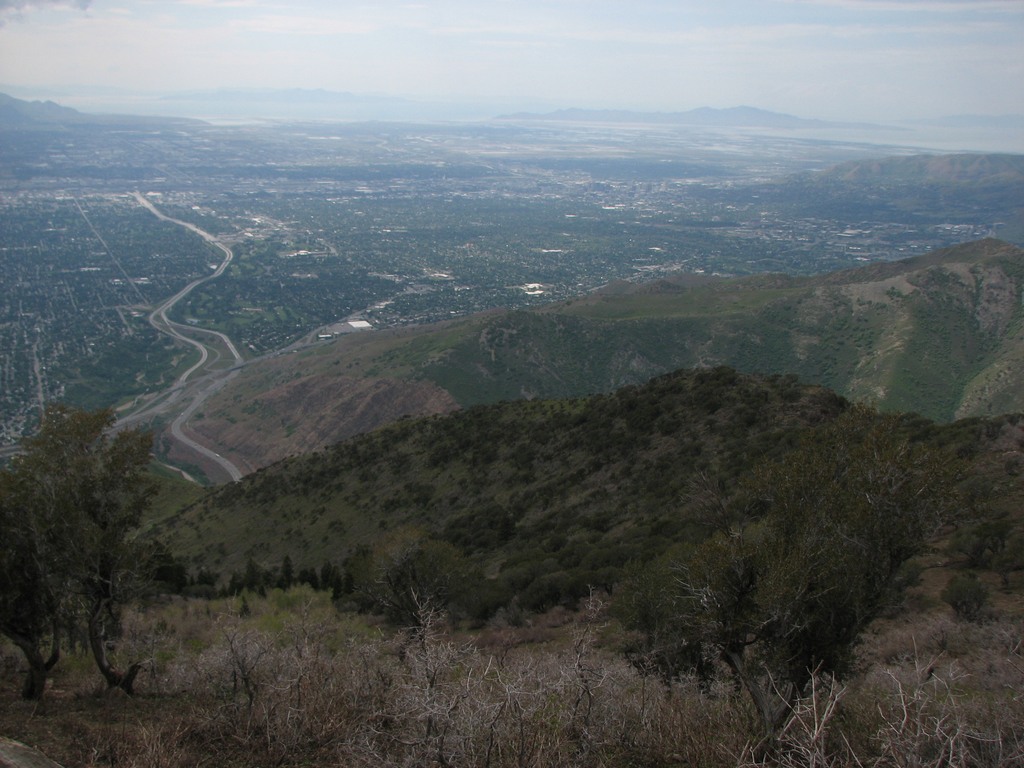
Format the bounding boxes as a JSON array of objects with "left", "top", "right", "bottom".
[
  {"left": 21, "top": 660, "right": 47, "bottom": 701},
  {"left": 88, "top": 597, "right": 142, "bottom": 694},
  {"left": 10, "top": 627, "right": 59, "bottom": 701},
  {"left": 722, "top": 648, "right": 796, "bottom": 743}
]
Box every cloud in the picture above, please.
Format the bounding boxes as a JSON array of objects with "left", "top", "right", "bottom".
[
  {"left": 177, "top": 0, "right": 268, "bottom": 7},
  {"left": 0, "top": 0, "right": 90, "bottom": 10},
  {"left": 233, "top": 14, "right": 380, "bottom": 36},
  {"left": 0, "top": 0, "right": 90, "bottom": 26},
  {"left": 785, "top": 0, "right": 1020, "bottom": 10}
]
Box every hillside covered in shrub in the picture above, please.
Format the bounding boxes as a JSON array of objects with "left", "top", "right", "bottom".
[
  {"left": 5, "top": 368, "right": 1024, "bottom": 767},
  {"left": 158, "top": 366, "right": 1024, "bottom": 621}
]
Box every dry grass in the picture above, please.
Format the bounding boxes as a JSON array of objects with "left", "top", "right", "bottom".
[{"left": 1, "top": 590, "right": 1022, "bottom": 767}]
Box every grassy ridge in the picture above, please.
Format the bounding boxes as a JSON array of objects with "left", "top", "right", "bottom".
[{"left": 159, "top": 366, "right": 1024, "bottom": 623}]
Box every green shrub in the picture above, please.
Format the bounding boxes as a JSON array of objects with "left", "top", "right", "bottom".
[{"left": 941, "top": 572, "right": 990, "bottom": 621}]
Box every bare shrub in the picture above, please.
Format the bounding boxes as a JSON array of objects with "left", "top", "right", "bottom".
[
  {"left": 625, "top": 673, "right": 750, "bottom": 767},
  {"left": 342, "top": 592, "right": 750, "bottom": 768},
  {"left": 82, "top": 718, "right": 204, "bottom": 768},
  {"left": 184, "top": 601, "right": 376, "bottom": 765},
  {"left": 354, "top": 601, "right": 586, "bottom": 767},
  {"left": 848, "top": 619, "right": 1024, "bottom": 768},
  {"left": 365, "top": 604, "right": 480, "bottom": 766},
  {"left": 15, "top": 590, "right": 1019, "bottom": 768},
  {"left": 737, "top": 673, "right": 857, "bottom": 768},
  {"left": 870, "top": 662, "right": 1005, "bottom": 766}
]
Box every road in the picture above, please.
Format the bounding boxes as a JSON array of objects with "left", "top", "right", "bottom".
[
  {"left": 121, "top": 192, "right": 246, "bottom": 482},
  {"left": 0, "top": 194, "right": 375, "bottom": 476}
]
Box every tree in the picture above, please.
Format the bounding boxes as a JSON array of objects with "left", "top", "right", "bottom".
[
  {"left": 277, "top": 554, "right": 295, "bottom": 590},
  {"left": 241, "top": 556, "right": 268, "bottom": 595},
  {"left": 616, "top": 549, "right": 712, "bottom": 684},
  {"left": 992, "top": 532, "right": 1024, "bottom": 588},
  {"left": 349, "top": 526, "right": 477, "bottom": 626},
  {"left": 947, "top": 518, "right": 1011, "bottom": 568},
  {"left": 0, "top": 469, "right": 66, "bottom": 700},
  {"left": 0, "top": 405, "right": 155, "bottom": 698},
  {"left": 625, "top": 405, "right": 962, "bottom": 745}
]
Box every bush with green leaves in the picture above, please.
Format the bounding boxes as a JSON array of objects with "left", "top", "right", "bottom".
[
  {"left": 619, "top": 404, "right": 962, "bottom": 745},
  {"left": 347, "top": 526, "right": 483, "bottom": 626},
  {"left": 941, "top": 572, "right": 990, "bottom": 622}
]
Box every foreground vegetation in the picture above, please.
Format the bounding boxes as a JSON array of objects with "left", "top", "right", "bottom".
[
  {"left": 1, "top": 587, "right": 1022, "bottom": 767},
  {"left": 3, "top": 367, "right": 1024, "bottom": 765}
]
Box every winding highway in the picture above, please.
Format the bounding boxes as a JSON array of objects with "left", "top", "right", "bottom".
[{"left": 121, "top": 192, "right": 247, "bottom": 482}]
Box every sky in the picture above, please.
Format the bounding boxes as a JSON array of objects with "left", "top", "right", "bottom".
[{"left": 1, "top": 0, "right": 1023, "bottom": 123}]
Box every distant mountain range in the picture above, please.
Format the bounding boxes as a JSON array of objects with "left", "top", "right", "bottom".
[
  {"left": 911, "top": 113, "right": 1024, "bottom": 131},
  {"left": 0, "top": 92, "right": 81, "bottom": 124},
  {"left": 0, "top": 91, "right": 203, "bottom": 127},
  {"left": 498, "top": 106, "right": 1024, "bottom": 138},
  {"left": 496, "top": 105, "right": 891, "bottom": 131},
  {"left": 184, "top": 238, "right": 1024, "bottom": 475},
  {"left": 3, "top": 90, "right": 1023, "bottom": 149},
  {"left": 0, "top": 88, "right": 497, "bottom": 124},
  {"left": 159, "top": 87, "right": 406, "bottom": 106}
]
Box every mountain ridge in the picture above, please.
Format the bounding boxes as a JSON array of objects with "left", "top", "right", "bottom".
[
  {"left": 814, "top": 153, "right": 1024, "bottom": 184},
  {"left": 496, "top": 105, "right": 889, "bottom": 131},
  {"left": 159, "top": 364, "right": 1024, "bottom": 621},
  {"left": 164, "top": 367, "right": 853, "bottom": 579},
  {"left": 184, "top": 239, "right": 1024, "bottom": 475},
  {"left": 0, "top": 91, "right": 205, "bottom": 127}
]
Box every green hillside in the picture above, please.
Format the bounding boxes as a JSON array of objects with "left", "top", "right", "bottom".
[
  {"left": 159, "top": 367, "right": 1024, "bottom": 619},
  {"left": 804, "top": 154, "right": 1024, "bottom": 241},
  {"left": 186, "top": 239, "right": 1024, "bottom": 474},
  {"left": 816, "top": 152, "right": 1024, "bottom": 185},
  {"left": 431, "top": 239, "right": 1024, "bottom": 419}
]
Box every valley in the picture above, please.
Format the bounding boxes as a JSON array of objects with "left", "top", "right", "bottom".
[
  {"left": 3, "top": 95, "right": 1023, "bottom": 480},
  {"left": 2, "top": 95, "right": 1024, "bottom": 768},
  {"left": 120, "top": 193, "right": 246, "bottom": 481}
]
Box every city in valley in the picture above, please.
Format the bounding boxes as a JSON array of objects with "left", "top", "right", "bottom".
[{"left": 1, "top": 109, "right": 1018, "bottom": 452}]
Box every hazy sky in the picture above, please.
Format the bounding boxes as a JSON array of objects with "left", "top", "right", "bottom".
[{"left": 1, "top": 0, "right": 1022, "bottom": 122}]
